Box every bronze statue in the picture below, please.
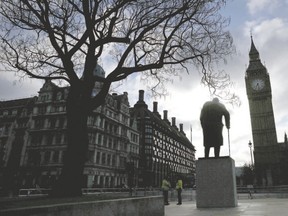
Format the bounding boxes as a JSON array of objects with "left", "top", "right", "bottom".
[{"left": 200, "top": 98, "right": 230, "bottom": 158}]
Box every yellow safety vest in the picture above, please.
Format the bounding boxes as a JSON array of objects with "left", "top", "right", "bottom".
[
  {"left": 162, "top": 179, "right": 170, "bottom": 191},
  {"left": 176, "top": 180, "right": 183, "bottom": 190}
]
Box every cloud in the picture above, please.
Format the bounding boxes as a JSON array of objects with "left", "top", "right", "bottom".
[
  {"left": 245, "top": 18, "right": 288, "bottom": 44},
  {"left": 0, "top": 73, "right": 43, "bottom": 100},
  {"left": 247, "top": 0, "right": 280, "bottom": 15}
]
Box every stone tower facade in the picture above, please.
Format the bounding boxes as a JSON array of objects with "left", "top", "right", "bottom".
[{"left": 245, "top": 37, "right": 279, "bottom": 185}]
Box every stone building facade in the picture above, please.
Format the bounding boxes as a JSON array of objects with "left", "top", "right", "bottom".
[
  {"left": 130, "top": 90, "right": 196, "bottom": 187},
  {"left": 0, "top": 80, "right": 140, "bottom": 192}
]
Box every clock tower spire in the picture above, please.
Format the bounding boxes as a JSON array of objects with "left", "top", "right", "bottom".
[
  {"left": 245, "top": 37, "right": 278, "bottom": 186},
  {"left": 249, "top": 36, "right": 260, "bottom": 61}
]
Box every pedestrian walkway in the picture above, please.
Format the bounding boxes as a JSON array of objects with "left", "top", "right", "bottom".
[{"left": 165, "top": 198, "right": 288, "bottom": 216}]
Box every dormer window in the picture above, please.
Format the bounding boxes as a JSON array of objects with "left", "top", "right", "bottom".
[{"left": 39, "top": 94, "right": 49, "bottom": 102}]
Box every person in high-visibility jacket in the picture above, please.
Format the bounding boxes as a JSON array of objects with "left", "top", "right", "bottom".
[
  {"left": 161, "top": 178, "right": 171, "bottom": 205},
  {"left": 176, "top": 178, "right": 183, "bottom": 205}
]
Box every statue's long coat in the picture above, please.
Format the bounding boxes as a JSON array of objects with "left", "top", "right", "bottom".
[{"left": 200, "top": 101, "right": 230, "bottom": 147}]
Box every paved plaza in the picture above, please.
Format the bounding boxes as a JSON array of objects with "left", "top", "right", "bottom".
[{"left": 165, "top": 198, "right": 288, "bottom": 216}]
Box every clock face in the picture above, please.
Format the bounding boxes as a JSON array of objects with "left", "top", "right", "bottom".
[{"left": 251, "top": 78, "right": 265, "bottom": 91}]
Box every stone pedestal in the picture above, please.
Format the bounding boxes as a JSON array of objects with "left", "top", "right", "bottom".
[{"left": 196, "top": 156, "right": 237, "bottom": 208}]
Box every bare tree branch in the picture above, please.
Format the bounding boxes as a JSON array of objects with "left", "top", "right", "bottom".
[{"left": 0, "top": 0, "right": 235, "bottom": 197}]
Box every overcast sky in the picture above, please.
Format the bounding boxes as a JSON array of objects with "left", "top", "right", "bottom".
[{"left": 1, "top": 0, "right": 287, "bottom": 166}]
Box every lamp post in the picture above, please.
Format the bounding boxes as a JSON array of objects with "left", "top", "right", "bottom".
[{"left": 248, "top": 140, "right": 254, "bottom": 166}]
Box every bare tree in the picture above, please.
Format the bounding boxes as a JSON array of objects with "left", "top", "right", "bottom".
[{"left": 0, "top": 0, "right": 234, "bottom": 197}]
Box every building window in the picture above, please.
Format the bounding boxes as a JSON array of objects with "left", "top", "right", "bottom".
[
  {"left": 55, "top": 133, "right": 62, "bottom": 144},
  {"left": 145, "top": 124, "right": 152, "bottom": 133},
  {"left": 31, "top": 134, "right": 42, "bottom": 146},
  {"left": 49, "top": 117, "right": 57, "bottom": 128},
  {"left": 97, "top": 134, "right": 102, "bottom": 145},
  {"left": 88, "top": 150, "right": 94, "bottom": 163},
  {"left": 12, "top": 109, "right": 17, "bottom": 115},
  {"left": 103, "top": 136, "right": 107, "bottom": 147},
  {"left": 58, "top": 118, "right": 65, "bottom": 128},
  {"left": 114, "top": 126, "right": 118, "bottom": 134},
  {"left": 44, "top": 151, "right": 50, "bottom": 163},
  {"left": 108, "top": 138, "right": 112, "bottom": 148},
  {"left": 145, "top": 134, "right": 152, "bottom": 144},
  {"left": 107, "top": 154, "right": 111, "bottom": 166},
  {"left": 38, "top": 105, "right": 46, "bottom": 114},
  {"left": 28, "top": 150, "right": 41, "bottom": 165},
  {"left": 61, "top": 151, "right": 66, "bottom": 163},
  {"left": 56, "top": 92, "right": 62, "bottom": 100},
  {"left": 96, "top": 152, "right": 100, "bottom": 164},
  {"left": 145, "top": 146, "right": 152, "bottom": 154},
  {"left": 46, "top": 134, "right": 53, "bottom": 145},
  {"left": 131, "top": 133, "right": 138, "bottom": 143},
  {"left": 40, "top": 94, "right": 49, "bottom": 101},
  {"left": 95, "top": 116, "right": 101, "bottom": 127},
  {"left": 102, "top": 153, "right": 106, "bottom": 165},
  {"left": 1, "top": 125, "right": 10, "bottom": 135},
  {"left": 122, "top": 116, "right": 128, "bottom": 125},
  {"left": 122, "top": 128, "right": 127, "bottom": 136},
  {"left": 112, "top": 155, "right": 116, "bottom": 166},
  {"left": 53, "top": 151, "right": 59, "bottom": 163},
  {"left": 35, "top": 119, "right": 44, "bottom": 129},
  {"left": 120, "top": 157, "right": 126, "bottom": 168},
  {"left": 112, "top": 139, "right": 116, "bottom": 149}
]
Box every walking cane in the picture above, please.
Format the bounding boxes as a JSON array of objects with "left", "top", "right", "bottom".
[{"left": 228, "top": 128, "right": 231, "bottom": 157}]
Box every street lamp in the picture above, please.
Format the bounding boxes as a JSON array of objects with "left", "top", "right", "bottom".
[{"left": 248, "top": 140, "right": 254, "bottom": 166}]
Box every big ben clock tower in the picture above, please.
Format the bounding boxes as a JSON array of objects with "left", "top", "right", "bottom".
[{"left": 245, "top": 37, "right": 279, "bottom": 186}]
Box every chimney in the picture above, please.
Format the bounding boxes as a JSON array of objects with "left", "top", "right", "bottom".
[
  {"left": 153, "top": 102, "right": 158, "bottom": 113},
  {"left": 172, "top": 117, "right": 178, "bottom": 130},
  {"left": 179, "top": 123, "right": 186, "bottom": 135},
  {"left": 139, "top": 90, "right": 144, "bottom": 101},
  {"left": 179, "top": 123, "right": 183, "bottom": 132},
  {"left": 163, "top": 110, "right": 170, "bottom": 125},
  {"left": 134, "top": 90, "right": 148, "bottom": 109},
  {"left": 152, "top": 101, "right": 161, "bottom": 118},
  {"left": 164, "top": 110, "right": 168, "bottom": 120},
  {"left": 172, "top": 117, "right": 176, "bottom": 126}
]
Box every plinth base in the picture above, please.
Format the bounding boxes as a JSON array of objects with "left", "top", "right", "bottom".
[{"left": 196, "top": 156, "right": 237, "bottom": 208}]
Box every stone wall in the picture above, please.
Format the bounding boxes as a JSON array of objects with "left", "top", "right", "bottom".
[{"left": 1, "top": 196, "right": 164, "bottom": 216}]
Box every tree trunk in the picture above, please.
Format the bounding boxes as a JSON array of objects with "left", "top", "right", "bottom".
[{"left": 50, "top": 87, "right": 89, "bottom": 197}]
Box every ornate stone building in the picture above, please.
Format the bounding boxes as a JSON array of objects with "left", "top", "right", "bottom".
[
  {"left": 0, "top": 79, "right": 140, "bottom": 192},
  {"left": 130, "top": 90, "right": 196, "bottom": 187},
  {"left": 245, "top": 37, "right": 288, "bottom": 185}
]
